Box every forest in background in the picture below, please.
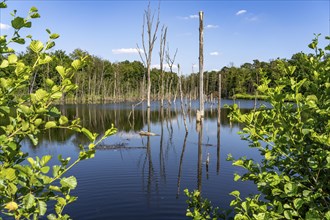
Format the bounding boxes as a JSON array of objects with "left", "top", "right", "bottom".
[{"left": 1, "top": 46, "right": 326, "bottom": 103}]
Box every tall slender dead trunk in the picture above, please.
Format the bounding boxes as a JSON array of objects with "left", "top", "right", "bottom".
[
  {"left": 217, "top": 73, "right": 222, "bottom": 127},
  {"left": 137, "top": 2, "right": 160, "bottom": 108},
  {"left": 198, "top": 11, "right": 204, "bottom": 121},
  {"left": 159, "top": 26, "right": 167, "bottom": 107},
  {"left": 165, "top": 46, "right": 178, "bottom": 106}
]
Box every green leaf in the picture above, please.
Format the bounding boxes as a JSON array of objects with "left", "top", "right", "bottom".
[
  {"left": 284, "top": 210, "right": 292, "bottom": 219},
  {"left": 34, "top": 118, "right": 42, "bottom": 126},
  {"left": 50, "top": 33, "right": 60, "bottom": 39},
  {"left": 45, "top": 41, "right": 55, "bottom": 50},
  {"left": 23, "top": 193, "right": 35, "bottom": 209},
  {"left": 38, "top": 55, "right": 52, "bottom": 64},
  {"left": 81, "top": 127, "right": 94, "bottom": 141},
  {"left": 105, "top": 127, "right": 116, "bottom": 136},
  {"left": 40, "top": 166, "right": 50, "bottom": 174},
  {"left": 56, "top": 66, "right": 66, "bottom": 78},
  {"left": 24, "top": 21, "right": 32, "bottom": 28},
  {"left": 30, "top": 13, "right": 40, "bottom": 19},
  {"left": 7, "top": 183, "right": 18, "bottom": 195},
  {"left": 233, "top": 160, "right": 244, "bottom": 167},
  {"left": 45, "top": 121, "right": 57, "bottom": 129},
  {"left": 28, "top": 134, "right": 38, "bottom": 145},
  {"left": 50, "top": 91, "right": 62, "bottom": 99},
  {"left": 30, "top": 6, "right": 38, "bottom": 12},
  {"left": 325, "top": 211, "right": 330, "bottom": 220},
  {"left": 293, "top": 198, "right": 303, "bottom": 210},
  {"left": 11, "top": 17, "right": 25, "bottom": 29},
  {"left": 306, "top": 209, "right": 320, "bottom": 220},
  {"left": 71, "top": 59, "right": 82, "bottom": 71},
  {"left": 60, "top": 176, "right": 77, "bottom": 190},
  {"left": 30, "top": 40, "right": 44, "bottom": 53},
  {"left": 229, "top": 190, "right": 240, "bottom": 198},
  {"left": 27, "top": 157, "right": 36, "bottom": 167},
  {"left": 265, "top": 151, "right": 272, "bottom": 160},
  {"left": 0, "top": 2, "right": 7, "bottom": 8},
  {"left": 0, "top": 60, "right": 9, "bottom": 68},
  {"left": 8, "top": 54, "right": 17, "bottom": 64},
  {"left": 46, "top": 78, "right": 54, "bottom": 86},
  {"left": 234, "top": 173, "right": 241, "bottom": 181},
  {"left": 0, "top": 106, "right": 10, "bottom": 114},
  {"left": 59, "top": 116, "right": 68, "bottom": 125},
  {"left": 47, "top": 214, "right": 57, "bottom": 220},
  {"left": 38, "top": 200, "right": 47, "bottom": 216},
  {"left": 52, "top": 165, "right": 61, "bottom": 177},
  {"left": 4, "top": 168, "right": 16, "bottom": 181},
  {"left": 35, "top": 88, "right": 48, "bottom": 101},
  {"left": 40, "top": 155, "right": 52, "bottom": 166},
  {"left": 12, "top": 37, "right": 25, "bottom": 44}
]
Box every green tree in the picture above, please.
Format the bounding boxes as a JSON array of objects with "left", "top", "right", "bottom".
[
  {"left": 0, "top": 4, "right": 116, "bottom": 219},
  {"left": 186, "top": 35, "right": 330, "bottom": 219}
]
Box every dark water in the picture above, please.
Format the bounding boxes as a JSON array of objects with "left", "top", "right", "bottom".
[{"left": 21, "top": 100, "right": 266, "bottom": 219}]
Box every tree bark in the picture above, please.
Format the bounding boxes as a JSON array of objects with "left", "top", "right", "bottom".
[
  {"left": 198, "top": 11, "right": 204, "bottom": 120},
  {"left": 137, "top": 2, "right": 160, "bottom": 108},
  {"left": 217, "top": 73, "right": 222, "bottom": 127}
]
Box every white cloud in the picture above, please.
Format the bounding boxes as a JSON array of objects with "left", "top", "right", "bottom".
[
  {"left": 179, "top": 14, "right": 199, "bottom": 20},
  {"left": 112, "top": 48, "right": 144, "bottom": 55},
  {"left": 0, "top": 23, "right": 10, "bottom": 30},
  {"left": 189, "top": 14, "right": 199, "bottom": 19},
  {"left": 205, "top": 24, "right": 219, "bottom": 29},
  {"left": 210, "top": 52, "right": 219, "bottom": 56},
  {"left": 236, "top": 10, "right": 247, "bottom": 16}
]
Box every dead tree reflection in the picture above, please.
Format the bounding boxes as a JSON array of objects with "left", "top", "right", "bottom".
[
  {"left": 197, "top": 120, "right": 203, "bottom": 192},
  {"left": 176, "top": 132, "right": 188, "bottom": 198},
  {"left": 159, "top": 107, "right": 166, "bottom": 183},
  {"left": 217, "top": 125, "right": 221, "bottom": 175}
]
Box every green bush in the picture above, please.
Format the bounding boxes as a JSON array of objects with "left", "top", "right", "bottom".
[
  {"left": 0, "top": 3, "right": 116, "bottom": 219},
  {"left": 186, "top": 35, "right": 330, "bottom": 219}
]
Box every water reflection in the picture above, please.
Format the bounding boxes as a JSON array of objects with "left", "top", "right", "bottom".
[
  {"left": 24, "top": 105, "right": 247, "bottom": 146},
  {"left": 5, "top": 101, "right": 260, "bottom": 219}
]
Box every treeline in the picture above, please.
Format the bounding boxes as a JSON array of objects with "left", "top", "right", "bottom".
[{"left": 8, "top": 47, "right": 323, "bottom": 103}]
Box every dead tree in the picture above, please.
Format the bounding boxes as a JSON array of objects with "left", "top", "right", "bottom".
[
  {"left": 217, "top": 73, "right": 222, "bottom": 127},
  {"left": 165, "top": 45, "right": 178, "bottom": 105},
  {"left": 137, "top": 2, "right": 160, "bottom": 108},
  {"left": 197, "top": 11, "right": 204, "bottom": 122},
  {"left": 159, "top": 26, "right": 167, "bottom": 107}
]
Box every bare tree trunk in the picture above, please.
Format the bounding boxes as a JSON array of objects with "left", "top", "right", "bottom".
[
  {"left": 254, "top": 71, "right": 259, "bottom": 110},
  {"left": 167, "top": 76, "right": 173, "bottom": 105},
  {"left": 137, "top": 2, "right": 160, "bottom": 109},
  {"left": 98, "top": 60, "right": 105, "bottom": 99},
  {"left": 165, "top": 47, "right": 178, "bottom": 106},
  {"left": 113, "top": 68, "right": 117, "bottom": 102},
  {"left": 159, "top": 26, "right": 167, "bottom": 107},
  {"left": 217, "top": 73, "right": 222, "bottom": 127},
  {"left": 198, "top": 11, "right": 204, "bottom": 121}
]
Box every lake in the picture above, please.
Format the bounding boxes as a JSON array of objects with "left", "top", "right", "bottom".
[{"left": 21, "top": 100, "right": 265, "bottom": 219}]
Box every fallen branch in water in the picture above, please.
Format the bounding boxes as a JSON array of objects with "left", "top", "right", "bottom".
[
  {"left": 95, "top": 145, "right": 146, "bottom": 150},
  {"left": 138, "top": 131, "right": 160, "bottom": 136}
]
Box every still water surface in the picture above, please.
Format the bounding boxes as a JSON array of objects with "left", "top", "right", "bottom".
[{"left": 22, "top": 100, "right": 265, "bottom": 219}]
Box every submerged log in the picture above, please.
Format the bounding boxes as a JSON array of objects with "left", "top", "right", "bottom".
[
  {"left": 95, "top": 144, "right": 146, "bottom": 150},
  {"left": 138, "top": 131, "right": 160, "bottom": 136}
]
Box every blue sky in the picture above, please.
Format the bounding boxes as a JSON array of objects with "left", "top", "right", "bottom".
[{"left": 1, "top": 0, "right": 329, "bottom": 74}]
